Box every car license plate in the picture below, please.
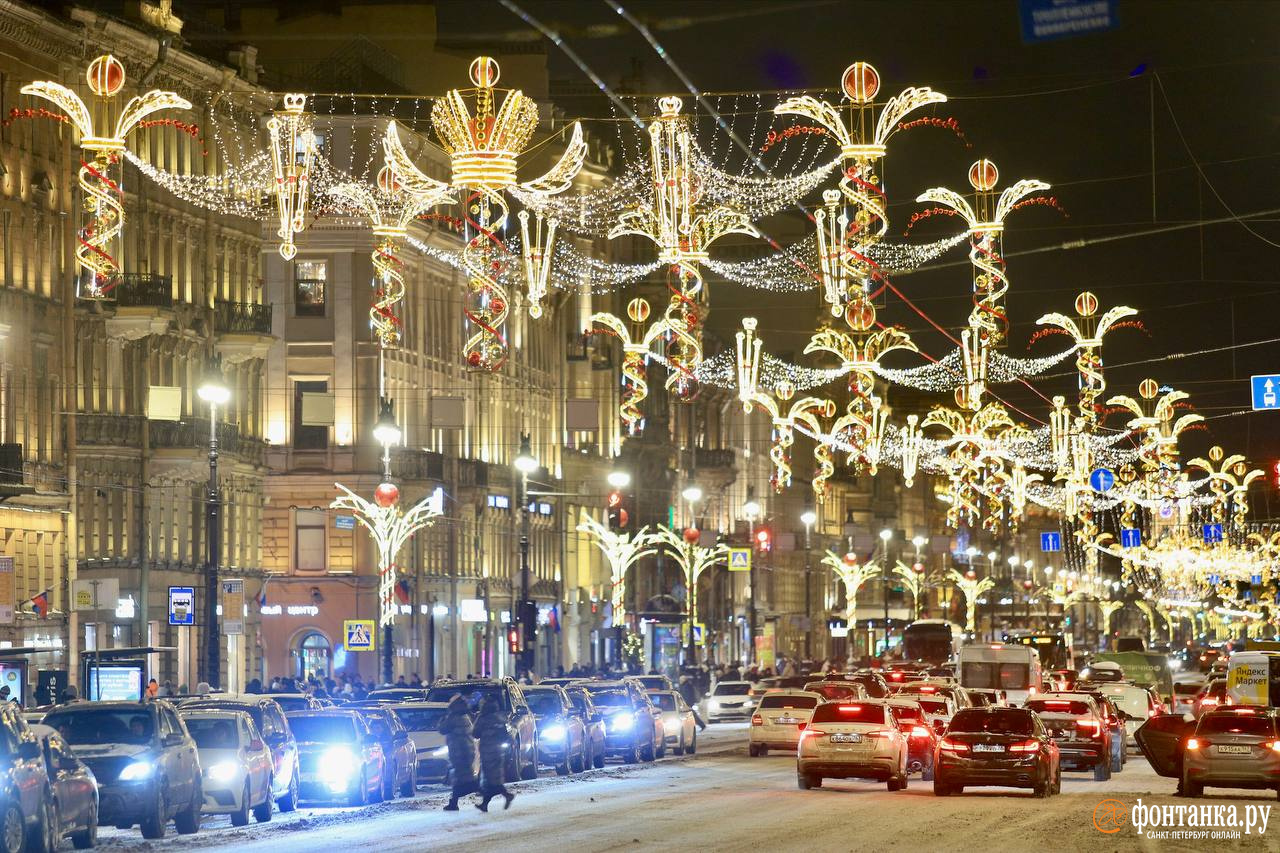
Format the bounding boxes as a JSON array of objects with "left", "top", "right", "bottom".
[
  {"left": 828, "top": 733, "right": 862, "bottom": 744},
  {"left": 775, "top": 716, "right": 800, "bottom": 725},
  {"left": 973, "top": 744, "right": 1005, "bottom": 753},
  {"left": 1217, "top": 745, "right": 1251, "bottom": 754}
]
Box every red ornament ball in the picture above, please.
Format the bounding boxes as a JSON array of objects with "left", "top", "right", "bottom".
[
  {"left": 467, "top": 352, "right": 483, "bottom": 367},
  {"left": 968, "top": 158, "right": 1000, "bottom": 192},
  {"left": 87, "top": 55, "right": 126, "bottom": 98},
  {"left": 683, "top": 526, "right": 700, "bottom": 544},
  {"left": 376, "top": 166, "right": 401, "bottom": 193},
  {"left": 490, "top": 299, "right": 505, "bottom": 314},
  {"left": 841, "top": 61, "right": 880, "bottom": 103},
  {"left": 374, "top": 482, "right": 400, "bottom": 507}
]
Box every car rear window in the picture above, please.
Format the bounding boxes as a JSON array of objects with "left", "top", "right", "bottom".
[
  {"left": 183, "top": 716, "right": 241, "bottom": 749},
  {"left": 811, "top": 703, "right": 885, "bottom": 724},
  {"left": 588, "top": 691, "right": 631, "bottom": 708},
  {"left": 1198, "top": 714, "right": 1276, "bottom": 736},
  {"left": 950, "top": 709, "right": 1033, "bottom": 735},
  {"left": 1174, "top": 683, "right": 1201, "bottom": 695},
  {"left": 288, "top": 716, "right": 357, "bottom": 743},
  {"left": 714, "top": 684, "right": 751, "bottom": 696},
  {"left": 1027, "top": 699, "right": 1092, "bottom": 716},
  {"left": 807, "top": 684, "right": 859, "bottom": 701},
  {"left": 424, "top": 685, "right": 506, "bottom": 712},
  {"left": 391, "top": 707, "right": 446, "bottom": 732},
  {"left": 890, "top": 705, "right": 924, "bottom": 722},
  {"left": 917, "top": 699, "right": 950, "bottom": 715},
  {"left": 760, "top": 695, "right": 817, "bottom": 710}
]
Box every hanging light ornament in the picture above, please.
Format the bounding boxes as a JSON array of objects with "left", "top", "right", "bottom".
[
  {"left": 612, "top": 96, "right": 758, "bottom": 399},
  {"left": 1037, "top": 291, "right": 1138, "bottom": 425},
  {"left": 921, "top": 403, "right": 1024, "bottom": 530},
  {"left": 1187, "top": 446, "right": 1262, "bottom": 534},
  {"left": 385, "top": 56, "right": 586, "bottom": 371},
  {"left": 745, "top": 380, "right": 835, "bottom": 493},
  {"left": 775, "top": 62, "right": 946, "bottom": 316},
  {"left": 1108, "top": 378, "right": 1204, "bottom": 508},
  {"left": 21, "top": 54, "right": 191, "bottom": 298},
  {"left": 266, "top": 94, "right": 317, "bottom": 261},
  {"left": 588, "top": 297, "right": 674, "bottom": 436}
]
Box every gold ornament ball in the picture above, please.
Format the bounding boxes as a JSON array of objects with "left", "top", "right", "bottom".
[
  {"left": 626, "top": 298, "right": 651, "bottom": 324},
  {"left": 968, "top": 158, "right": 1000, "bottom": 192},
  {"left": 1139, "top": 378, "right": 1159, "bottom": 400},
  {"left": 1208, "top": 445, "right": 1224, "bottom": 462},
  {"left": 86, "top": 54, "right": 126, "bottom": 98},
  {"left": 841, "top": 61, "right": 880, "bottom": 103},
  {"left": 1075, "top": 291, "right": 1099, "bottom": 317},
  {"left": 774, "top": 380, "right": 795, "bottom": 401},
  {"left": 469, "top": 56, "right": 500, "bottom": 88}
]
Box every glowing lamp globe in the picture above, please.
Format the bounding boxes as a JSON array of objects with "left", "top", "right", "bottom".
[
  {"left": 844, "top": 552, "right": 858, "bottom": 565},
  {"left": 683, "top": 526, "right": 700, "bottom": 544},
  {"left": 968, "top": 158, "right": 1000, "bottom": 192},
  {"left": 376, "top": 166, "right": 401, "bottom": 193},
  {"left": 1074, "top": 291, "right": 1099, "bottom": 317},
  {"left": 86, "top": 54, "right": 126, "bottom": 97},
  {"left": 846, "top": 299, "right": 876, "bottom": 332},
  {"left": 774, "top": 380, "right": 795, "bottom": 401},
  {"left": 841, "top": 61, "right": 880, "bottom": 104},
  {"left": 374, "top": 482, "right": 400, "bottom": 508},
  {"left": 626, "top": 297, "right": 651, "bottom": 324},
  {"left": 469, "top": 56, "right": 500, "bottom": 88},
  {"left": 965, "top": 569, "right": 977, "bottom": 580}
]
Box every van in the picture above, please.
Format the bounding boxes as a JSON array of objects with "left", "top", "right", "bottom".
[
  {"left": 1226, "top": 651, "right": 1280, "bottom": 707},
  {"left": 956, "top": 643, "right": 1042, "bottom": 707}
]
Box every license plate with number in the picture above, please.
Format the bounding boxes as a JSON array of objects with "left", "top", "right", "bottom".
[
  {"left": 829, "top": 733, "right": 862, "bottom": 744},
  {"left": 1217, "top": 745, "right": 1250, "bottom": 754},
  {"left": 973, "top": 743, "right": 1005, "bottom": 753},
  {"left": 775, "top": 717, "right": 800, "bottom": 725}
]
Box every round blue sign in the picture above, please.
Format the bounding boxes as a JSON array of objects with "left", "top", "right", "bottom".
[{"left": 1089, "top": 468, "right": 1115, "bottom": 492}]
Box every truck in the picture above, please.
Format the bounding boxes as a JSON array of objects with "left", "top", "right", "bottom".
[
  {"left": 957, "top": 643, "right": 1042, "bottom": 707},
  {"left": 1225, "top": 651, "right": 1280, "bottom": 707}
]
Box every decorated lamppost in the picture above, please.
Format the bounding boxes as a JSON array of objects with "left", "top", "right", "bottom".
[
  {"left": 801, "top": 509, "right": 817, "bottom": 659},
  {"left": 654, "top": 525, "right": 729, "bottom": 664},
  {"left": 821, "top": 550, "right": 881, "bottom": 660},
  {"left": 514, "top": 436, "right": 540, "bottom": 673},
  {"left": 947, "top": 567, "right": 995, "bottom": 635},
  {"left": 196, "top": 361, "right": 230, "bottom": 689},
  {"left": 22, "top": 54, "right": 191, "bottom": 298},
  {"left": 577, "top": 510, "right": 655, "bottom": 634}
]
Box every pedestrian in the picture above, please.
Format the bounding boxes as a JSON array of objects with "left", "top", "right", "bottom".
[
  {"left": 439, "top": 695, "right": 478, "bottom": 810},
  {"left": 245, "top": 678, "right": 262, "bottom": 695},
  {"left": 474, "top": 696, "right": 514, "bottom": 811},
  {"left": 59, "top": 685, "right": 79, "bottom": 704},
  {"left": 145, "top": 678, "right": 158, "bottom": 699},
  {"left": 195, "top": 681, "right": 211, "bottom": 695},
  {"left": 395, "top": 675, "right": 407, "bottom": 687},
  {"left": 678, "top": 676, "right": 707, "bottom": 731},
  {"left": 159, "top": 679, "right": 173, "bottom": 698}
]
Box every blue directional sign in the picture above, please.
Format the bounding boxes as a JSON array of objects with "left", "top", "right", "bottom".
[
  {"left": 1020, "top": 0, "right": 1118, "bottom": 43},
  {"left": 1089, "top": 467, "right": 1115, "bottom": 493},
  {"left": 1040, "top": 532, "right": 1062, "bottom": 553},
  {"left": 1203, "top": 523, "right": 1224, "bottom": 544},
  {"left": 1250, "top": 375, "right": 1280, "bottom": 410},
  {"left": 1120, "top": 528, "right": 1142, "bottom": 548},
  {"left": 334, "top": 515, "right": 356, "bottom": 530}
]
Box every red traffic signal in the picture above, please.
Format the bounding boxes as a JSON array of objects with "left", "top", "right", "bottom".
[
  {"left": 506, "top": 627, "right": 520, "bottom": 654},
  {"left": 1272, "top": 460, "right": 1280, "bottom": 489},
  {"left": 755, "top": 528, "right": 772, "bottom": 552},
  {"left": 606, "top": 489, "right": 629, "bottom": 530}
]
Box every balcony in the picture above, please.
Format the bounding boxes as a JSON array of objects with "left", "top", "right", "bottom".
[
  {"left": 72, "top": 413, "right": 145, "bottom": 449},
  {"left": 215, "top": 299, "right": 275, "bottom": 364},
  {"left": 149, "top": 419, "right": 266, "bottom": 467},
  {"left": 104, "top": 274, "right": 174, "bottom": 340},
  {"left": 390, "top": 448, "right": 445, "bottom": 482},
  {"left": 686, "top": 447, "right": 735, "bottom": 471}
]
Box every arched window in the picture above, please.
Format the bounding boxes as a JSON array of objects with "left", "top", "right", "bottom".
[{"left": 297, "top": 631, "right": 330, "bottom": 680}]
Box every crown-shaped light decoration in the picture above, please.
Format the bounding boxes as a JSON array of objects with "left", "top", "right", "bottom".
[
  {"left": 266, "top": 93, "right": 317, "bottom": 261},
  {"left": 1037, "top": 291, "right": 1138, "bottom": 426},
  {"left": 22, "top": 54, "right": 190, "bottom": 298}
]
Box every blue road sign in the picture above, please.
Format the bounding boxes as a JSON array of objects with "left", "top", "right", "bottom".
[
  {"left": 334, "top": 515, "right": 356, "bottom": 530},
  {"left": 1250, "top": 375, "right": 1280, "bottom": 410},
  {"left": 168, "top": 587, "right": 194, "bottom": 626},
  {"left": 1020, "top": 0, "right": 1118, "bottom": 43},
  {"left": 1089, "top": 468, "right": 1115, "bottom": 492},
  {"left": 1203, "top": 523, "right": 1224, "bottom": 544},
  {"left": 1120, "top": 528, "right": 1142, "bottom": 548},
  {"left": 1040, "top": 532, "right": 1062, "bottom": 552}
]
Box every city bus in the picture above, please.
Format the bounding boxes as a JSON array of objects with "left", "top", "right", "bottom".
[
  {"left": 902, "top": 620, "right": 965, "bottom": 665},
  {"left": 1001, "top": 629, "right": 1074, "bottom": 671},
  {"left": 957, "top": 643, "right": 1043, "bottom": 707}
]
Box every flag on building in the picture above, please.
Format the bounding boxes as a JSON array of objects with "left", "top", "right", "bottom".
[
  {"left": 394, "top": 579, "right": 411, "bottom": 605},
  {"left": 30, "top": 590, "right": 49, "bottom": 619}
]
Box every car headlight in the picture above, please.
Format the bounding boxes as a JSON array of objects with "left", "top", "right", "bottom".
[
  {"left": 318, "top": 746, "right": 358, "bottom": 788},
  {"left": 743, "top": 699, "right": 755, "bottom": 707},
  {"left": 610, "top": 713, "right": 634, "bottom": 732},
  {"left": 542, "top": 724, "right": 566, "bottom": 741},
  {"left": 207, "top": 761, "right": 239, "bottom": 783},
  {"left": 119, "top": 761, "right": 154, "bottom": 782},
  {"left": 431, "top": 746, "right": 449, "bottom": 758}
]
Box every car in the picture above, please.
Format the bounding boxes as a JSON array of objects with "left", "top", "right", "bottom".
[
  {"left": 750, "top": 690, "right": 820, "bottom": 757},
  {"left": 261, "top": 693, "right": 323, "bottom": 713},
  {"left": 898, "top": 682, "right": 971, "bottom": 711},
  {"left": 1193, "top": 678, "right": 1229, "bottom": 718},
  {"left": 1171, "top": 678, "right": 1204, "bottom": 716},
  {"left": 423, "top": 679, "right": 539, "bottom": 781},
  {"left": 564, "top": 687, "right": 606, "bottom": 769},
  {"left": 1080, "top": 661, "right": 1125, "bottom": 683},
  {"left": 21, "top": 708, "right": 48, "bottom": 728},
  {"left": 887, "top": 698, "right": 939, "bottom": 780},
  {"left": 966, "top": 689, "right": 1007, "bottom": 707},
  {"left": 178, "top": 709, "right": 274, "bottom": 826},
  {"left": 934, "top": 706, "right": 1060, "bottom": 797},
  {"left": 386, "top": 702, "right": 461, "bottom": 785},
  {"left": 286, "top": 710, "right": 385, "bottom": 806},
  {"left": 1046, "top": 669, "right": 1078, "bottom": 692},
  {"left": 365, "top": 688, "right": 430, "bottom": 703},
  {"left": 914, "top": 695, "right": 957, "bottom": 735},
  {"left": 796, "top": 700, "right": 911, "bottom": 792},
  {"left": 346, "top": 706, "right": 417, "bottom": 798},
  {"left": 44, "top": 700, "right": 203, "bottom": 839},
  {"left": 523, "top": 685, "right": 588, "bottom": 774},
  {"left": 839, "top": 671, "right": 891, "bottom": 699},
  {"left": 631, "top": 674, "right": 674, "bottom": 693},
  {"left": 1024, "top": 694, "right": 1113, "bottom": 781},
  {"left": 175, "top": 693, "right": 301, "bottom": 812},
  {"left": 580, "top": 682, "right": 661, "bottom": 763},
  {"left": 701, "top": 681, "right": 756, "bottom": 723},
  {"left": 1064, "top": 687, "right": 1128, "bottom": 772},
  {"left": 649, "top": 690, "right": 697, "bottom": 755},
  {"left": 537, "top": 678, "right": 587, "bottom": 688},
  {"left": 1092, "top": 682, "right": 1161, "bottom": 746},
  {"left": 803, "top": 681, "right": 867, "bottom": 703},
  {"left": 1182, "top": 707, "right": 1280, "bottom": 797},
  {"left": 29, "top": 724, "right": 99, "bottom": 851}
]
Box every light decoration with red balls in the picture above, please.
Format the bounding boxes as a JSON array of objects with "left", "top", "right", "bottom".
[
  {"left": 20, "top": 54, "right": 190, "bottom": 297},
  {"left": 653, "top": 525, "right": 729, "bottom": 648},
  {"left": 821, "top": 549, "right": 883, "bottom": 622},
  {"left": 587, "top": 295, "right": 678, "bottom": 436}
]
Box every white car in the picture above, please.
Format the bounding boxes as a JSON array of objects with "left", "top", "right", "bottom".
[
  {"left": 648, "top": 690, "right": 698, "bottom": 755},
  {"left": 179, "top": 709, "right": 274, "bottom": 826},
  {"left": 1093, "top": 683, "right": 1161, "bottom": 746},
  {"left": 388, "top": 701, "right": 466, "bottom": 785},
  {"left": 1171, "top": 678, "right": 1204, "bottom": 716},
  {"left": 750, "top": 690, "right": 821, "bottom": 756},
  {"left": 913, "top": 695, "right": 956, "bottom": 735},
  {"left": 702, "top": 681, "right": 756, "bottom": 723}
]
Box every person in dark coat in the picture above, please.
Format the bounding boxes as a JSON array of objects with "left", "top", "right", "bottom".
[
  {"left": 473, "top": 696, "right": 514, "bottom": 811},
  {"left": 438, "top": 695, "right": 478, "bottom": 811}
]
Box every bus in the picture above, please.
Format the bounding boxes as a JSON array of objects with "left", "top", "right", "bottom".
[
  {"left": 902, "top": 620, "right": 965, "bottom": 665},
  {"left": 957, "top": 643, "right": 1043, "bottom": 707},
  {"left": 1001, "top": 629, "right": 1074, "bottom": 671}
]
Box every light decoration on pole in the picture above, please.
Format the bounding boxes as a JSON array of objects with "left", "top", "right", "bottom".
[
  {"left": 821, "top": 550, "right": 883, "bottom": 624},
  {"left": 21, "top": 54, "right": 190, "bottom": 298},
  {"left": 1186, "top": 446, "right": 1262, "bottom": 533},
  {"left": 653, "top": 525, "right": 729, "bottom": 648},
  {"left": 610, "top": 96, "right": 758, "bottom": 399},
  {"left": 266, "top": 94, "right": 317, "bottom": 261},
  {"left": 946, "top": 568, "right": 995, "bottom": 633},
  {"left": 577, "top": 510, "right": 655, "bottom": 630},
  {"left": 742, "top": 379, "right": 835, "bottom": 493},
  {"left": 920, "top": 403, "right": 1025, "bottom": 531},
  {"left": 589, "top": 297, "right": 674, "bottom": 436},
  {"left": 385, "top": 56, "right": 587, "bottom": 371},
  {"left": 892, "top": 560, "right": 931, "bottom": 620},
  {"left": 1037, "top": 291, "right": 1139, "bottom": 426}
]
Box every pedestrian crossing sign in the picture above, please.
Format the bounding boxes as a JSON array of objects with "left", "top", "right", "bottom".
[
  {"left": 728, "top": 547, "right": 751, "bottom": 572},
  {"left": 343, "top": 619, "right": 376, "bottom": 652}
]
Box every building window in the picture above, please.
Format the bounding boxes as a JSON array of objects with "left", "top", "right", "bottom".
[
  {"left": 294, "top": 509, "right": 326, "bottom": 572},
  {"left": 293, "top": 380, "right": 329, "bottom": 449},
  {"left": 294, "top": 260, "right": 326, "bottom": 317},
  {"left": 296, "top": 631, "right": 330, "bottom": 679}
]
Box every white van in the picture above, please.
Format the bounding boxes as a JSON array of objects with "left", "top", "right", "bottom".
[
  {"left": 1226, "top": 651, "right": 1280, "bottom": 707},
  {"left": 957, "top": 643, "right": 1042, "bottom": 707}
]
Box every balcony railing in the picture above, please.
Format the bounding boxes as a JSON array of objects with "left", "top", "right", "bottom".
[
  {"left": 149, "top": 419, "right": 266, "bottom": 466},
  {"left": 390, "top": 447, "right": 445, "bottom": 482},
  {"left": 73, "top": 413, "right": 145, "bottom": 448},
  {"left": 684, "top": 447, "right": 735, "bottom": 471},
  {"left": 215, "top": 300, "right": 273, "bottom": 335},
  {"left": 112, "top": 274, "right": 173, "bottom": 308}
]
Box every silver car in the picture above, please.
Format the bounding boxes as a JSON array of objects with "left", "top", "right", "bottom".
[{"left": 1183, "top": 707, "right": 1280, "bottom": 797}]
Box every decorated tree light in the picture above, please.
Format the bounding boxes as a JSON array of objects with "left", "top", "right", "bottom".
[
  {"left": 653, "top": 525, "right": 729, "bottom": 654},
  {"left": 577, "top": 510, "right": 656, "bottom": 630},
  {"left": 891, "top": 560, "right": 932, "bottom": 619},
  {"left": 821, "top": 550, "right": 882, "bottom": 623},
  {"left": 588, "top": 297, "right": 675, "bottom": 436},
  {"left": 946, "top": 568, "right": 995, "bottom": 633},
  {"left": 21, "top": 54, "right": 191, "bottom": 298}
]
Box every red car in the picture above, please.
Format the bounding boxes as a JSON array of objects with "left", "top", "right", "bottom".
[{"left": 888, "top": 698, "right": 938, "bottom": 780}]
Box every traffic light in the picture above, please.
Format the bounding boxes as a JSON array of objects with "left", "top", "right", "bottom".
[
  {"left": 1272, "top": 460, "right": 1280, "bottom": 489},
  {"left": 755, "top": 527, "right": 772, "bottom": 553},
  {"left": 506, "top": 626, "right": 520, "bottom": 654},
  {"left": 607, "top": 489, "right": 629, "bottom": 530}
]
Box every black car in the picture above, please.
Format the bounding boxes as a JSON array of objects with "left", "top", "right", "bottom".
[
  {"left": 523, "top": 686, "right": 589, "bottom": 775},
  {"left": 261, "top": 693, "right": 322, "bottom": 713},
  {"left": 31, "top": 726, "right": 99, "bottom": 851},
  {"left": 177, "top": 693, "right": 301, "bottom": 811},
  {"left": 580, "top": 682, "right": 660, "bottom": 764},
  {"left": 0, "top": 702, "right": 60, "bottom": 853},
  {"left": 934, "top": 707, "right": 1061, "bottom": 798},
  {"left": 45, "top": 700, "right": 202, "bottom": 839},
  {"left": 840, "top": 672, "right": 891, "bottom": 699},
  {"left": 423, "top": 679, "right": 539, "bottom": 781}
]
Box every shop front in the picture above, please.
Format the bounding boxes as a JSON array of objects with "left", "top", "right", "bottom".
[{"left": 257, "top": 576, "right": 379, "bottom": 683}]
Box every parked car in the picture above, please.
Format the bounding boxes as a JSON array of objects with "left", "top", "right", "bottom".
[
  {"left": 796, "top": 700, "right": 911, "bottom": 792},
  {"left": 523, "top": 686, "right": 588, "bottom": 775},
  {"left": 564, "top": 686, "right": 606, "bottom": 769},
  {"left": 387, "top": 702, "right": 462, "bottom": 785},
  {"left": 176, "top": 693, "right": 300, "bottom": 811},
  {"left": 423, "top": 678, "right": 539, "bottom": 781},
  {"left": 580, "top": 682, "right": 661, "bottom": 763},
  {"left": 648, "top": 690, "right": 697, "bottom": 755},
  {"left": 44, "top": 699, "right": 203, "bottom": 839},
  {"left": 0, "top": 709, "right": 68, "bottom": 853},
  {"left": 1024, "top": 694, "right": 1113, "bottom": 781},
  {"left": 346, "top": 706, "right": 416, "bottom": 798},
  {"left": 631, "top": 674, "right": 674, "bottom": 693},
  {"left": 749, "top": 690, "right": 820, "bottom": 757},
  {"left": 934, "top": 706, "right": 1060, "bottom": 797},
  {"left": 30, "top": 725, "right": 99, "bottom": 851},
  {"left": 286, "top": 710, "right": 385, "bottom": 806},
  {"left": 178, "top": 709, "right": 274, "bottom": 826},
  {"left": 261, "top": 693, "right": 323, "bottom": 713}
]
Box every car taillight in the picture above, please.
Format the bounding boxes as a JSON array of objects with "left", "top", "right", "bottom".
[
  {"left": 939, "top": 738, "right": 969, "bottom": 753},
  {"left": 1186, "top": 737, "right": 1202, "bottom": 750},
  {"left": 1264, "top": 741, "right": 1280, "bottom": 753},
  {"left": 1009, "top": 739, "right": 1040, "bottom": 753},
  {"left": 800, "top": 728, "right": 826, "bottom": 739},
  {"left": 1076, "top": 719, "right": 1103, "bottom": 738},
  {"left": 797, "top": 722, "right": 807, "bottom": 731},
  {"left": 912, "top": 726, "right": 931, "bottom": 738},
  {"left": 751, "top": 715, "right": 763, "bottom": 726},
  {"left": 1028, "top": 686, "right": 1037, "bottom": 695}
]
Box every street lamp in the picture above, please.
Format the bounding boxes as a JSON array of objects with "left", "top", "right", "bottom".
[
  {"left": 196, "top": 362, "right": 229, "bottom": 690},
  {"left": 742, "top": 496, "right": 761, "bottom": 664},
  {"left": 879, "top": 529, "right": 892, "bottom": 659},
  {"left": 801, "top": 509, "right": 816, "bottom": 660},
  {"left": 607, "top": 469, "right": 631, "bottom": 489},
  {"left": 514, "top": 434, "right": 538, "bottom": 675},
  {"left": 372, "top": 396, "right": 401, "bottom": 683}
]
